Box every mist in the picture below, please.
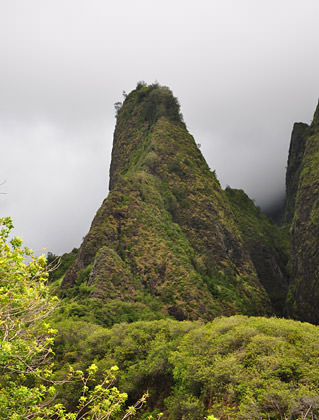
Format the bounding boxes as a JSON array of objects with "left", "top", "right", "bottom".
[{"left": 1, "top": 0, "right": 319, "bottom": 254}]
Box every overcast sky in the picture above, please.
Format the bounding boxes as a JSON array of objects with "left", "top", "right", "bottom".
[{"left": 1, "top": 0, "right": 319, "bottom": 255}]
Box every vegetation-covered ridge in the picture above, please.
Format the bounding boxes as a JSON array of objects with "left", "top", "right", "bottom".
[
  {"left": 225, "top": 188, "right": 290, "bottom": 315},
  {"left": 283, "top": 122, "right": 309, "bottom": 224},
  {"left": 110, "top": 82, "right": 184, "bottom": 191},
  {"left": 285, "top": 100, "right": 319, "bottom": 323},
  {"left": 59, "top": 82, "right": 291, "bottom": 323}
]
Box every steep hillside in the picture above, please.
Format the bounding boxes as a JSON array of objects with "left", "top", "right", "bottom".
[
  {"left": 60, "top": 83, "right": 275, "bottom": 323},
  {"left": 286, "top": 102, "right": 319, "bottom": 323},
  {"left": 283, "top": 122, "right": 309, "bottom": 224},
  {"left": 225, "top": 188, "right": 290, "bottom": 314}
]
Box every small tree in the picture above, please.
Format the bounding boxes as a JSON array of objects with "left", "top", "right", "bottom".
[
  {"left": 114, "top": 102, "right": 122, "bottom": 117},
  {"left": 0, "top": 217, "right": 147, "bottom": 419}
]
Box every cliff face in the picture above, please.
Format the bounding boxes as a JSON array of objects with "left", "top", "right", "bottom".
[
  {"left": 286, "top": 102, "right": 319, "bottom": 322},
  {"left": 61, "top": 83, "right": 275, "bottom": 322},
  {"left": 226, "top": 188, "right": 290, "bottom": 315},
  {"left": 283, "top": 122, "right": 309, "bottom": 224}
]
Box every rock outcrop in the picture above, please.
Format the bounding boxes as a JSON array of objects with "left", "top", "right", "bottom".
[{"left": 61, "top": 83, "right": 282, "bottom": 322}]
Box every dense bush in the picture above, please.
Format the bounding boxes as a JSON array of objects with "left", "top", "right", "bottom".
[
  {"left": 53, "top": 315, "right": 319, "bottom": 419},
  {"left": 135, "top": 83, "right": 183, "bottom": 126},
  {"left": 171, "top": 316, "right": 319, "bottom": 419},
  {"left": 0, "top": 217, "right": 146, "bottom": 419}
]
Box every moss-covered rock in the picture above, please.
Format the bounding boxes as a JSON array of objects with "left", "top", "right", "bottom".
[
  {"left": 283, "top": 122, "right": 309, "bottom": 224},
  {"left": 226, "top": 187, "right": 290, "bottom": 315},
  {"left": 60, "top": 83, "right": 274, "bottom": 323},
  {"left": 285, "top": 101, "right": 319, "bottom": 323}
]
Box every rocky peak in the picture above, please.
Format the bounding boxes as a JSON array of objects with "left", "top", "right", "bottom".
[
  {"left": 109, "top": 83, "right": 183, "bottom": 190},
  {"left": 60, "top": 83, "right": 294, "bottom": 324}
]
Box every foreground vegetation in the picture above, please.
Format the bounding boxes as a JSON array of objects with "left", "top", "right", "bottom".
[
  {"left": 3, "top": 216, "right": 319, "bottom": 419},
  {"left": 53, "top": 316, "right": 319, "bottom": 420},
  {"left": 0, "top": 217, "right": 147, "bottom": 419}
]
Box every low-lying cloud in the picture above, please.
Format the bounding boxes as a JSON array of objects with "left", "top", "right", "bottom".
[{"left": 1, "top": 0, "right": 319, "bottom": 254}]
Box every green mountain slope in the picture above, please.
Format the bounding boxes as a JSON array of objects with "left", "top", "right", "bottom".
[
  {"left": 284, "top": 122, "right": 309, "bottom": 224},
  {"left": 60, "top": 83, "right": 276, "bottom": 322},
  {"left": 286, "top": 102, "right": 319, "bottom": 322},
  {"left": 225, "top": 187, "right": 290, "bottom": 314}
]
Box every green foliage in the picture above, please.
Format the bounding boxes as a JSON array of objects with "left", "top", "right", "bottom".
[
  {"left": 136, "top": 81, "right": 147, "bottom": 90},
  {"left": 48, "top": 248, "right": 78, "bottom": 283},
  {"left": 62, "top": 92, "right": 273, "bottom": 323},
  {"left": 283, "top": 122, "right": 309, "bottom": 224},
  {"left": 0, "top": 217, "right": 146, "bottom": 419},
  {"left": 52, "top": 318, "right": 198, "bottom": 413},
  {"left": 225, "top": 187, "right": 290, "bottom": 314},
  {"left": 0, "top": 216, "right": 58, "bottom": 418},
  {"left": 114, "top": 101, "right": 123, "bottom": 116},
  {"left": 52, "top": 315, "right": 319, "bottom": 420},
  {"left": 55, "top": 297, "right": 166, "bottom": 327},
  {"left": 170, "top": 316, "right": 319, "bottom": 419},
  {"left": 286, "top": 104, "right": 319, "bottom": 323},
  {"left": 138, "top": 84, "right": 183, "bottom": 126},
  {"left": 49, "top": 89, "right": 319, "bottom": 418}
]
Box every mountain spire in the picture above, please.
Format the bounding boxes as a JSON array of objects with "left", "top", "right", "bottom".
[{"left": 60, "top": 83, "right": 292, "bottom": 323}]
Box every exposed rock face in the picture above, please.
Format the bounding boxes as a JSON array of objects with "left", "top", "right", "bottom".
[
  {"left": 61, "top": 84, "right": 274, "bottom": 321},
  {"left": 286, "top": 102, "right": 319, "bottom": 323}
]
